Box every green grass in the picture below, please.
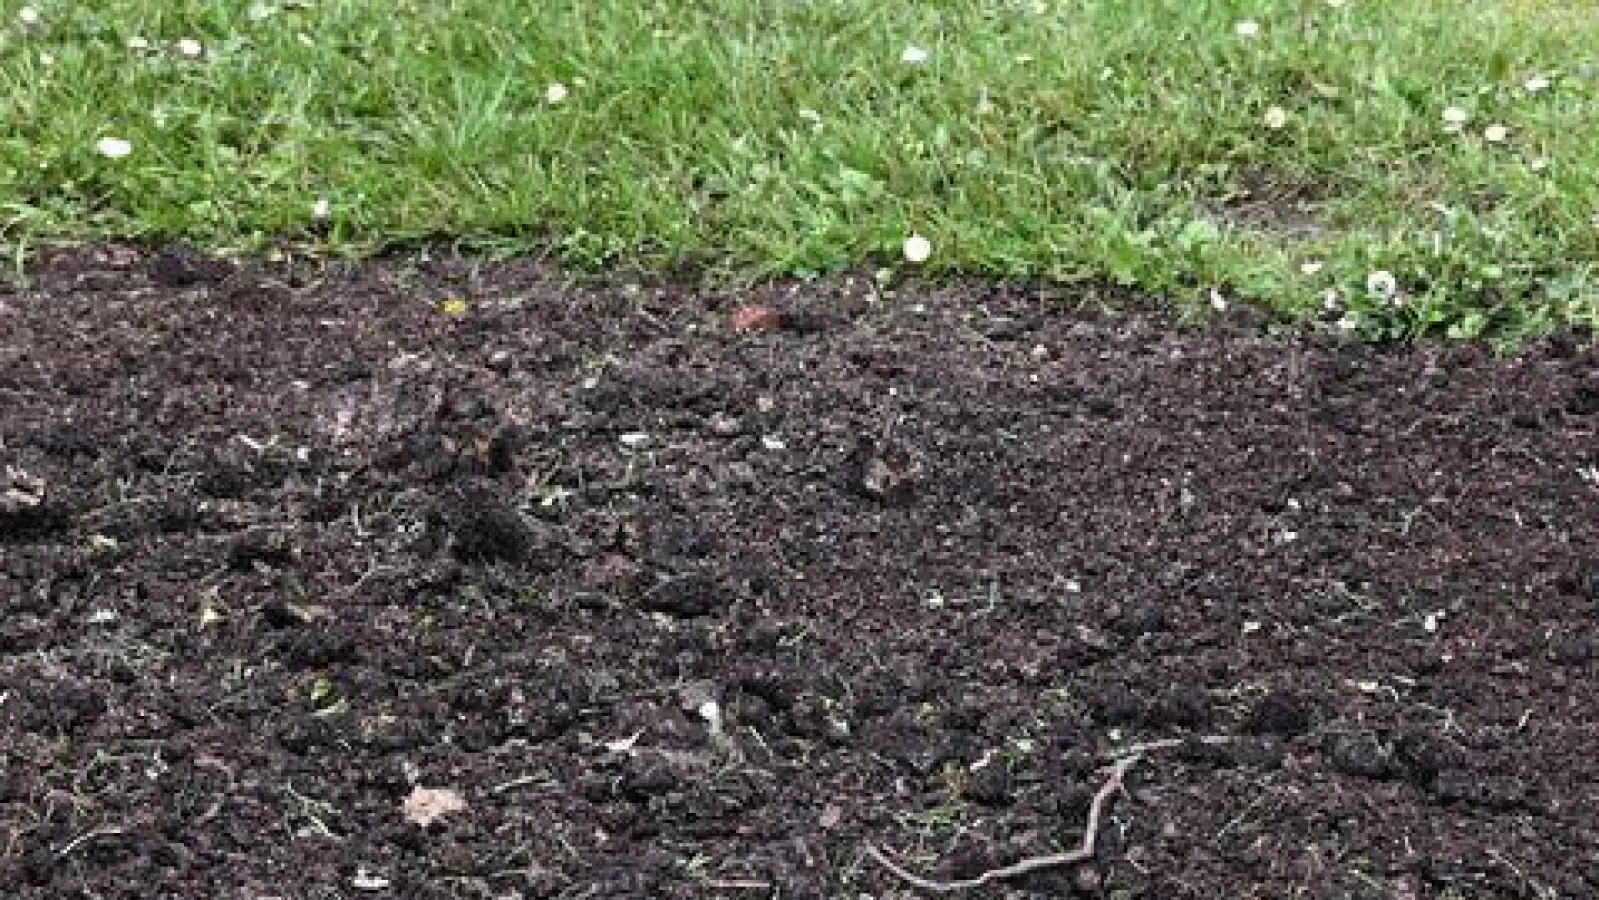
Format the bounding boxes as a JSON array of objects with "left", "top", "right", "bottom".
[{"left": 3, "top": 0, "right": 1598, "bottom": 341}]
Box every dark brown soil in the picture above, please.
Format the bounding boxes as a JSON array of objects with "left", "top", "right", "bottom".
[{"left": 4, "top": 245, "right": 1599, "bottom": 899}]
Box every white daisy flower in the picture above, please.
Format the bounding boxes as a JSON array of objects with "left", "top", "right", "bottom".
[
  {"left": 96, "top": 137, "right": 133, "bottom": 159},
  {"left": 1366, "top": 269, "right": 1398, "bottom": 300}
]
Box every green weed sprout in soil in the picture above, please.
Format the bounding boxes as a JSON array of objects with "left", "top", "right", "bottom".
[{"left": 2, "top": 0, "right": 1598, "bottom": 342}]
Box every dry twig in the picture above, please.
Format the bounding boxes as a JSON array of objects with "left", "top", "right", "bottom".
[
  {"left": 864, "top": 736, "right": 1238, "bottom": 892},
  {"left": 864, "top": 754, "right": 1138, "bottom": 892}
]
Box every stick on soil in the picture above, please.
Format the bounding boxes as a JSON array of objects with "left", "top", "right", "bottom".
[{"left": 865, "top": 737, "right": 1238, "bottom": 892}]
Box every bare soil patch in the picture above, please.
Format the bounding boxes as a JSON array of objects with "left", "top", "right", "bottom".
[{"left": 3, "top": 246, "right": 1599, "bottom": 898}]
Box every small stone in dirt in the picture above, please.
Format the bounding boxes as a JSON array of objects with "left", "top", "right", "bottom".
[
  {"left": 1243, "top": 691, "right": 1313, "bottom": 736},
  {"left": 350, "top": 868, "right": 392, "bottom": 892},
  {"left": 731, "top": 305, "right": 784, "bottom": 333},
  {"left": 485, "top": 349, "right": 514, "bottom": 373},
  {"left": 677, "top": 681, "right": 722, "bottom": 734},
  {"left": 853, "top": 438, "right": 922, "bottom": 503},
  {"left": 818, "top": 804, "right": 843, "bottom": 830},
  {"left": 401, "top": 786, "right": 467, "bottom": 828},
  {"left": 1, "top": 468, "right": 46, "bottom": 515},
  {"left": 1328, "top": 731, "right": 1393, "bottom": 779},
  {"left": 706, "top": 412, "right": 743, "bottom": 436}
]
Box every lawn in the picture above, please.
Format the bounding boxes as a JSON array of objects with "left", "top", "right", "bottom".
[{"left": 2, "top": 0, "right": 1598, "bottom": 341}]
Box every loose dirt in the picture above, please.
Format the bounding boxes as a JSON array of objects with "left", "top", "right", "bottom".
[{"left": 3, "top": 246, "right": 1598, "bottom": 898}]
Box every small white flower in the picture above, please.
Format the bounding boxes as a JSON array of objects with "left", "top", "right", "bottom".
[
  {"left": 17, "top": 6, "right": 41, "bottom": 26},
  {"left": 1336, "top": 314, "right": 1358, "bottom": 332},
  {"left": 1483, "top": 123, "right": 1508, "bottom": 143},
  {"left": 1322, "top": 289, "right": 1343, "bottom": 311},
  {"left": 38, "top": 51, "right": 54, "bottom": 67},
  {"left": 1235, "top": 20, "right": 1260, "bottom": 39},
  {"left": 96, "top": 137, "right": 133, "bottom": 159},
  {"left": 901, "top": 44, "right": 929, "bottom": 65},
  {"left": 1523, "top": 74, "right": 1551, "bottom": 93},
  {"left": 1300, "top": 260, "right": 1325, "bottom": 276},
  {"left": 311, "top": 198, "right": 330, "bottom": 220},
  {"left": 1530, "top": 157, "right": 1550, "bottom": 172},
  {"left": 1208, "top": 289, "right": 1228, "bottom": 311},
  {"left": 177, "top": 37, "right": 203, "bottom": 57},
  {"left": 1366, "top": 269, "right": 1398, "bottom": 300},
  {"left": 902, "top": 234, "right": 932, "bottom": 264},
  {"left": 1441, "top": 106, "right": 1469, "bottom": 133},
  {"left": 545, "top": 82, "right": 569, "bottom": 104},
  {"left": 1262, "top": 105, "right": 1289, "bottom": 130},
  {"left": 127, "top": 36, "right": 150, "bottom": 51}
]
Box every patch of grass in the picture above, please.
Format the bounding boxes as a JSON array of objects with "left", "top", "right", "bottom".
[{"left": 2, "top": 0, "right": 1598, "bottom": 340}]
